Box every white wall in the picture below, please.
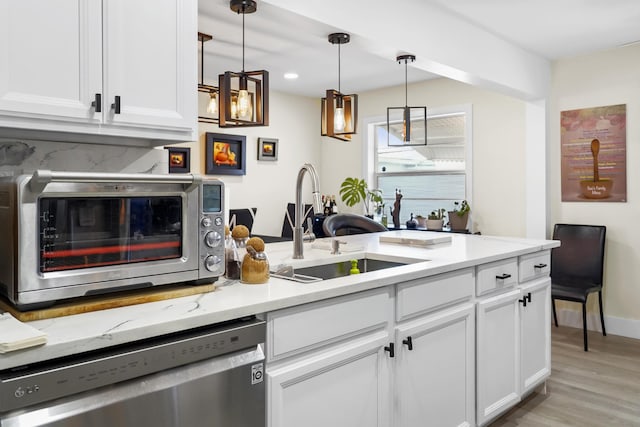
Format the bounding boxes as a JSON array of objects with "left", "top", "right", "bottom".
[
  {"left": 549, "top": 44, "right": 640, "bottom": 336},
  {"left": 175, "top": 90, "right": 321, "bottom": 237},
  {"left": 321, "top": 78, "right": 529, "bottom": 237}
]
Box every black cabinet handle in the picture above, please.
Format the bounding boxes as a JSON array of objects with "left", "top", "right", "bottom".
[
  {"left": 384, "top": 342, "right": 395, "bottom": 358},
  {"left": 91, "top": 93, "right": 102, "bottom": 112},
  {"left": 112, "top": 96, "right": 121, "bottom": 114},
  {"left": 402, "top": 336, "right": 413, "bottom": 351},
  {"left": 519, "top": 292, "right": 532, "bottom": 307},
  {"left": 534, "top": 263, "right": 547, "bottom": 269},
  {"left": 496, "top": 273, "right": 511, "bottom": 280}
]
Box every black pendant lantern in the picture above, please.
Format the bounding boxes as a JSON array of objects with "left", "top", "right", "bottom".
[
  {"left": 387, "top": 54, "right": 426, "bottom": 146},
  {"left": 197, "top": 32, "right": 219, "bottom": 124},
  {"left": 321, "top": 32, "right": 358, "bottom": 141},
  {"left": 218, "top": 0, "right": 269, "bottom": 127}
]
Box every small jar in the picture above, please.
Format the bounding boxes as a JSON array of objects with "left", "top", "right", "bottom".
[
  {"left": 241, "top": 237, "right": 269, "bottom": 284},
  {"left": 224, "top": 231, "right": 241, "bottom": 280},
  {"left": 230, "top": 225, "right": 250, "bottom": 271}
]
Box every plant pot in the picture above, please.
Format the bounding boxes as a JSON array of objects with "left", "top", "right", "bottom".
[
  {"left": 426, "top": 219, "right": 444, "bottom": 230},
  {"left": 416, "top": 217, "right": 427, "bottom": 228},
  {"left": 448, "top": 211, "right": 469, "bottom": 231}
]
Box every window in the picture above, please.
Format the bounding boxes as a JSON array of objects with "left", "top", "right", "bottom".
[{"left": 371, "top": 105, "right": 472, "bottom": 220}]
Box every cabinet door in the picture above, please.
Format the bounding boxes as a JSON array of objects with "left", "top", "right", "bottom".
[
  {"left": 477, "top": 289, "right": 521, "bottom": 426},
  {"left": 395, "top": 303, "right": 475, "bottom": 427},
  {"left": 520, "top": 278, "right": 551, "bottom": 395},
  {"left": 103, "top": 0, "right": 196, "bottom": 133},
  {"left": 267, "top": 331, "right": 391, "bottom": 427},
  {"left": 0, "top": 0, "right": 102, "bottom": 123}
]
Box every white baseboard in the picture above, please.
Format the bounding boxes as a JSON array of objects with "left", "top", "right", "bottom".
[{"left": 555, "top": 307, "right": 640, "bottom": 340}]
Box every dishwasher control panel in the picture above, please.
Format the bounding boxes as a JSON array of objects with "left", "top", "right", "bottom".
[{"left": 0, "top": 317, "right": 265, "bottom": 413}]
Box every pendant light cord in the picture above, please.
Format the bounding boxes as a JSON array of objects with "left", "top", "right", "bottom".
[
  {"left": 404, "top": 58, "right": 408, "bottom": 108},
  {"left": 242, "top": 7, "right": 245, "bottom": 73},
  {"left": 337, "top": 42, "right": 341, "bottom": 94}
]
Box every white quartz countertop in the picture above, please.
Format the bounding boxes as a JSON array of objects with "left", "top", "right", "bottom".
[{"left": 0, "top": 231, "right": 559, "bottom": 370}]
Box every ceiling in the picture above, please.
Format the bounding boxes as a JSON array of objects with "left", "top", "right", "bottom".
[{"left": 198, "top": 0, "right": 640, "bottom": 98}]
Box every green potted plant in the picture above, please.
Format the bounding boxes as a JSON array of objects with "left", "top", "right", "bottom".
[
  {"left": 448, "top": 200, "right": 470, "bottom": 231},
  {"left": 426, "top": 208, "right": 446, "bottom": 230},
  {"left": 339, "top": 177, "right": 383, "bottom": 218}
]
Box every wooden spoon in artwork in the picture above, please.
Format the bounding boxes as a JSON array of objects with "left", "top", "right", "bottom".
[{"left": 591, "top": 138, "right": 600, "bottom": 182}]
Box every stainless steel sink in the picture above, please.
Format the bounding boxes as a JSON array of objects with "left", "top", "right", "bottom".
[{"left": 271, "top": 257, "right": 411, "bottom": 283}]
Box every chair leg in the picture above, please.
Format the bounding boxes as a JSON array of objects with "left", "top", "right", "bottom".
[
  {"left": 598, "top": 291, "right": 606, "bottom": 336},
  {"left": 552, "top": 298, "right": 558, "bottom": 327},
  {"left": 582, "top": 302, "right": 588, "bottom": 352}
]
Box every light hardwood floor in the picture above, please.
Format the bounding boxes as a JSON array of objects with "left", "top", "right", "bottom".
[{"left": 491, "top": 326, "right": 640, "bottom": 426}]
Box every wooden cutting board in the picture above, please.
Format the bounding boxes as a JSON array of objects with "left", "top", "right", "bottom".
[{"left": 0, "top": 283, "right": 216, "bottom": 322}]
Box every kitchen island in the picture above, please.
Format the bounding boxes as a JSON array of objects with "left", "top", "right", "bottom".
[{"left": 1, "top": 230, "right": 558, "bottom": 426}]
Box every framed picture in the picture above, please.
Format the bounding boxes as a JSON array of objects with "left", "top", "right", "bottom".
[
  {"left": 205, "top": 132, "right": 246, "bottom": 175},
  {"left": 258, "top": 137, "right": 278, "bottom": 161},
  {"left": 166, "top": 147, "right": 190, "bottom": 173}
]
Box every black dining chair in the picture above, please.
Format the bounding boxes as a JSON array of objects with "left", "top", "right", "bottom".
[
  {"left": 550, "top": 223, "right": 606, "bottom": 351},
  {"left": 229, "top": 208, "right": 257, "bottom": 232},
  {"left": 322, "top": 213, "right": 388, "bottom": 237}
]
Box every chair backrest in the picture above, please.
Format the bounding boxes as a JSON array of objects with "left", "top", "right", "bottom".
[
  {"left": 281, "top": 203, "right": 313, "bottom": 239},
  {"left": 229, "top": 208, "right": 257, "bottom": 232},
  {"left": 551, "top": 223, "right": 606, "bottom": 286},
  {"left": 322, "top": 213, "right": 388, "bottom": 237}
]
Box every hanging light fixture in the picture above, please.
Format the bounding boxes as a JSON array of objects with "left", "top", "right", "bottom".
[
  {"left": 198, "top": 32, "right": 219, "bottom": 124},
  {"left": 321, "top": 32, "right": 358, "bottom": 141},
  {"left": 218, "top": 0, "right": 269, "bottom": 127},
  {"left": 387, "top": 54, "right": 427, "bottom": 146}
]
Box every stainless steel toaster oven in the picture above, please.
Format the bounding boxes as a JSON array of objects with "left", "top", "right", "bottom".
[{"left": 0, "top": 170, "right": 225, "bottom": 309}]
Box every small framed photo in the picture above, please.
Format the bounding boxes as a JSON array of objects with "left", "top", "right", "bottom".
[
  {"left": 258, "top": 137, "right": 278, "bottom": 161},
  {"left": 205, "top": 132, "right": 246, "bottom": 176},
  {"left": 166, "top": 147, "right": 190, "bottom": 173}
]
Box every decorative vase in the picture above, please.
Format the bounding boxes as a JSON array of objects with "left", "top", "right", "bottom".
[
  {"left": 448, "top": 211, "right": 469, "bottom": 231},
  {"left": 426, "top": 219, "right": 444, "bottom": 230}
]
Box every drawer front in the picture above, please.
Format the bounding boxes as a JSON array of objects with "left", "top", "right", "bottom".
[
  {"left": 266, "top": 287, "right": 391, "bottom": 361},
  {"left": 518, "top": 250, "right": 550, "bottom": 283},
  {"left": 396, "top": 268, "right": 474, "bottom": 322},
  {"left": 476, "top": 257, "right": 518, "bottom": 296}
]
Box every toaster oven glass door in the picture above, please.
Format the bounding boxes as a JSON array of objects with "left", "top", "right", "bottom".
[{"left": 39, "top": 196, "right": 182, "bottom": 273}]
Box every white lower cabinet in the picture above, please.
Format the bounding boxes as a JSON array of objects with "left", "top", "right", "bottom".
[
  {"left": 476, "top": 288, "right": 521, "bottom": 426},
  {"left": 519, "top": 278, "right": 551, "bottom": 395},
  {"left": 267, "top": 331, "right": 391, "bottom": 427},
  {"left": 395, "top": 302, "right": 476, "bottom": 427}
]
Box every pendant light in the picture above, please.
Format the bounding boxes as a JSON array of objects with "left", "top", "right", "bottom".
[
  {"left": 197, "top": 32, "right": 218, "bottom": 124},
  {"left": 387, "top": 54, "right": 427, "bottom": 146},
  {"left": 321, "top": 32, "right": 358, "bottom": 141},
  {"left": 218, "top": 0, "right": 269, "bottom": 127}
]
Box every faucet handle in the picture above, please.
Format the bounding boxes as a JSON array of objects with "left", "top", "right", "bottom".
[{"left": 302, "top": 217, "right": 316, "bottom": 243}]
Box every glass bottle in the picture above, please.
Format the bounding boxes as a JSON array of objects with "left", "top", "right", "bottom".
[{"left": 224, "top": 232, "right": 241, "bottom": 280}]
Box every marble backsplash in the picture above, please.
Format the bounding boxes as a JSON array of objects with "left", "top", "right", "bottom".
[{"left": 0, "top": 138, "right": 167, "bottom": 176}]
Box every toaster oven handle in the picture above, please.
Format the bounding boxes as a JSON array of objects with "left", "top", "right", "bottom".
[{"left": 29, "top": 170, "right": 202, "bottom": 193}]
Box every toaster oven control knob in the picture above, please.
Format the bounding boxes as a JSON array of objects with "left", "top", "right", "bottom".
[
  {"left": 204, "top": 255, "right": 222, "bottom": 271},
  {"left": 201, "top": 217, "right": 212, "bottom": 228},
  {"left": 205, "top": 231, "right": 222, "bottom": 248}
]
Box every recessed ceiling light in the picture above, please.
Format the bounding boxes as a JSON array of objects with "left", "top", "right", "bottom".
[{"left": 284, "top": 72, "right": 299, "bottom": 80}]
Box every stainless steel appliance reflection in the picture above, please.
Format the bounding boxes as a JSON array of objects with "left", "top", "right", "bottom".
[{"left": 0, "top": 317, "right": 266, "bottom": 427}]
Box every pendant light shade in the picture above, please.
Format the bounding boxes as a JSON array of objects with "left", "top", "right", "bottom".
[
  {"left": 218, "top": 0, "right": 269, "bottom": 127},
  {"left": 321, "top": 32, "right": 358, "bottom": 141},
  {"left": 198, "top": 32, "right": 219, "bottom": 124},
  {"left": 387, "top": 54, "right": 427, "bottom": 146}
]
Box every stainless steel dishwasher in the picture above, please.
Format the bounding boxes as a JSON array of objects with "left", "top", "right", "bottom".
[{"left": 0, "top": 316, "right": 265, "bottom": 427}]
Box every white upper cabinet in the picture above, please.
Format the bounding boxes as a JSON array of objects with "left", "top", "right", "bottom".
[{"left": 0, "top": 0, "right": 196, "bottom": 146}]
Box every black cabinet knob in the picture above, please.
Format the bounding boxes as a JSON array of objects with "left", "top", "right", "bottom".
[
  {"left": 384, "top": 342, "right": 395, "bottom": 358},
  {"left": 402, "top": 336, "right": 413, "bottom": 351}
]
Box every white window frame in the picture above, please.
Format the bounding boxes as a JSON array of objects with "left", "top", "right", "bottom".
[{"left": 362, "top": 103, "right": 473, "bottom": 227}]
